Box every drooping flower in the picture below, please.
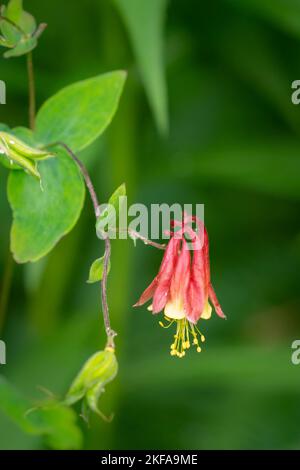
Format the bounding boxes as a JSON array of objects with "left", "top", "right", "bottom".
[{"left": 134, "top": 216, "right": 226, "bottom": 357}]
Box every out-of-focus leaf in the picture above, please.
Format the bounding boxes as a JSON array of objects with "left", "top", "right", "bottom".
[
  {"left": 8, "top": 145, "right": 85, "bottom": 263},
  {"left": 226, "top": 0, "right": 300, "bottom": 38},
  {"left": 114, "top": 0, "right": 168, "bottom": 134},
  {"left": 108, "top": 182, "right": 126, "bottom": 208},
  {"left": 0, "top": 375, "right": 34, "bottom": 435},
  {"left": 218, "top": 20, "right": 300, "bottom": 133},
  {"left": 0, "top": 375, "right": 83, "bottom": 449},
  {"left": 172, "top": 139, "right": 300, "bottom": 199},
  {"left": 0, "top": 123, "right": 10, "bottom": 132},
  {"left": 11, "top": 126, "right": 38, "bottom": 146},
  {"left": 126, "top": 346, "right": 300, "bottom": 393},
  {"left": 27, "top": 404, "right": 83, "bottom": 450},
  {"left": 35, "top": 71, "right": 127, "bottom": 152},
  {"left": 87, "top": 256, "right": 110, "bottom": 284}
]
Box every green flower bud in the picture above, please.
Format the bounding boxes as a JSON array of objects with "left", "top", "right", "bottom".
[
  {"left": 0, "top": 0, "right": 47, "bottom": 58},
  {"left": 0, "top": 131, "right": 54, "bottom": 180},
  {"left": 65, "top": 348, "right": 118, "bottom": 420}
]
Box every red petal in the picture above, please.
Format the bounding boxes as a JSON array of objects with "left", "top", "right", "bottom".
[
  {"left": 133, "top": 276, "right": 158, "bottom": 307},
  {"left": 152, "top": 237, "right": 181, "bottom": 313},
  {"left": 169, "top": 239, "right": 191, "bottom": 302},
  {"left": 208, "top": 283, "right": 226, "bottom": 319},
  {"left": 185, "top": 279, "right": 205, "bottom": 323},
  {"left": 152, "top": 281, "right": 171, "bottom": 313},
  {"left": 157, "top": 236, "right": 180, "bottom": 277},
  {"left": 134, "top": 236, "right": 180, "bottom": 311},
  {"left": 203, "top": 227, "right": 211, "bottom": 287},
  {"left": 185, "top": 236, "right": 206, "bottom": 323}
]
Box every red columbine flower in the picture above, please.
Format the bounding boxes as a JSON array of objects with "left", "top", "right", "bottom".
[{"left": 134, "top": 216, "right": 226, "bottom": 357}]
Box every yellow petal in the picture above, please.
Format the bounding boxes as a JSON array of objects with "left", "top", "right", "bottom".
[{"left": 201, "top": 302, "right": 212, "bottom": 320}]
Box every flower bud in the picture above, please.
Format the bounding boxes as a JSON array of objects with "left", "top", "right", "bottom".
[
  {"left": 0, "top": 0, "right": 47, "bottom": 58},
  {"left": 65, "top": 348, "right": 118, "bottom": 420},
  {"left": 0, "top": 131, "right": 53, "bottom": 180}
]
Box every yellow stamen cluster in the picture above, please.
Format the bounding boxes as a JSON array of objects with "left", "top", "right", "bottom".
[{"left": 159, "top": 317, "right": 206, "bottom": 358}]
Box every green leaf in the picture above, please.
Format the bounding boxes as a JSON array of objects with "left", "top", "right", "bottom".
[
  {"left": 0, "top": 375, "right": 83, "bottom": 450},
  {"left": 109, "top": 182, "right": 126, "bottom": 207},
  {"left": 27, "top": 404, "right": 83, "bottom": 450},
  {"left": 114, "top": 0, "right": 169, "bottom": 134},
  {"left": 12, "top": 126, "right": 38, "bottom": 146},
  {"left": 8, "top": 145, "right": 85, "bottom": 263},
  {"left": 87, "top": 256, "right": 111, "bottom": 283},
  {"left": 35, "top": 71, "right": 127, "bottom": 152},
  {"left": 0, "top": 123, "right": 10, "bottom": 132}
]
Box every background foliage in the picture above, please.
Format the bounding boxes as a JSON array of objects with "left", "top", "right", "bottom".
[{"left": 1, "top": 0, "right": 300, "bottom": 450}]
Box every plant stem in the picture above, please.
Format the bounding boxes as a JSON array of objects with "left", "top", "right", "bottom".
[
  {"left": 47, "top": 142, "right": 116, "bottom": 346},
  {"left": 46, "top": 142, "right": 100, "bottom": 216},
  {"left": 112, "top": 228, "right": 165, "bottom": 250},
  {"left": 27, "top": 51, "right": 36, "bottom": 130},
  {"left": 101, "top": 237, "right": 116, "bottom": 348},
  {"left": 45, "top": 142, "right": 166, "bottom": 348},
  {"left": 0, "top": 253, "right": 14, "bottom": 334},
  {"left": 127, "top": 229, "right": 166, "bottom": 250}
]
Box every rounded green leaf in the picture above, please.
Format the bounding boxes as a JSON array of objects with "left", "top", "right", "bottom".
[
  {"left": 35, "top": 71, "right": 127, "bottom": 152},
  {"left": 7, "top": 146, "right": 85, "bottom": 263}
]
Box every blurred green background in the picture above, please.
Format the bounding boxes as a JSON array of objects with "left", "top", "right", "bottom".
[{"left": 1, "top": 0, "right": 300, "bottom": 450}]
